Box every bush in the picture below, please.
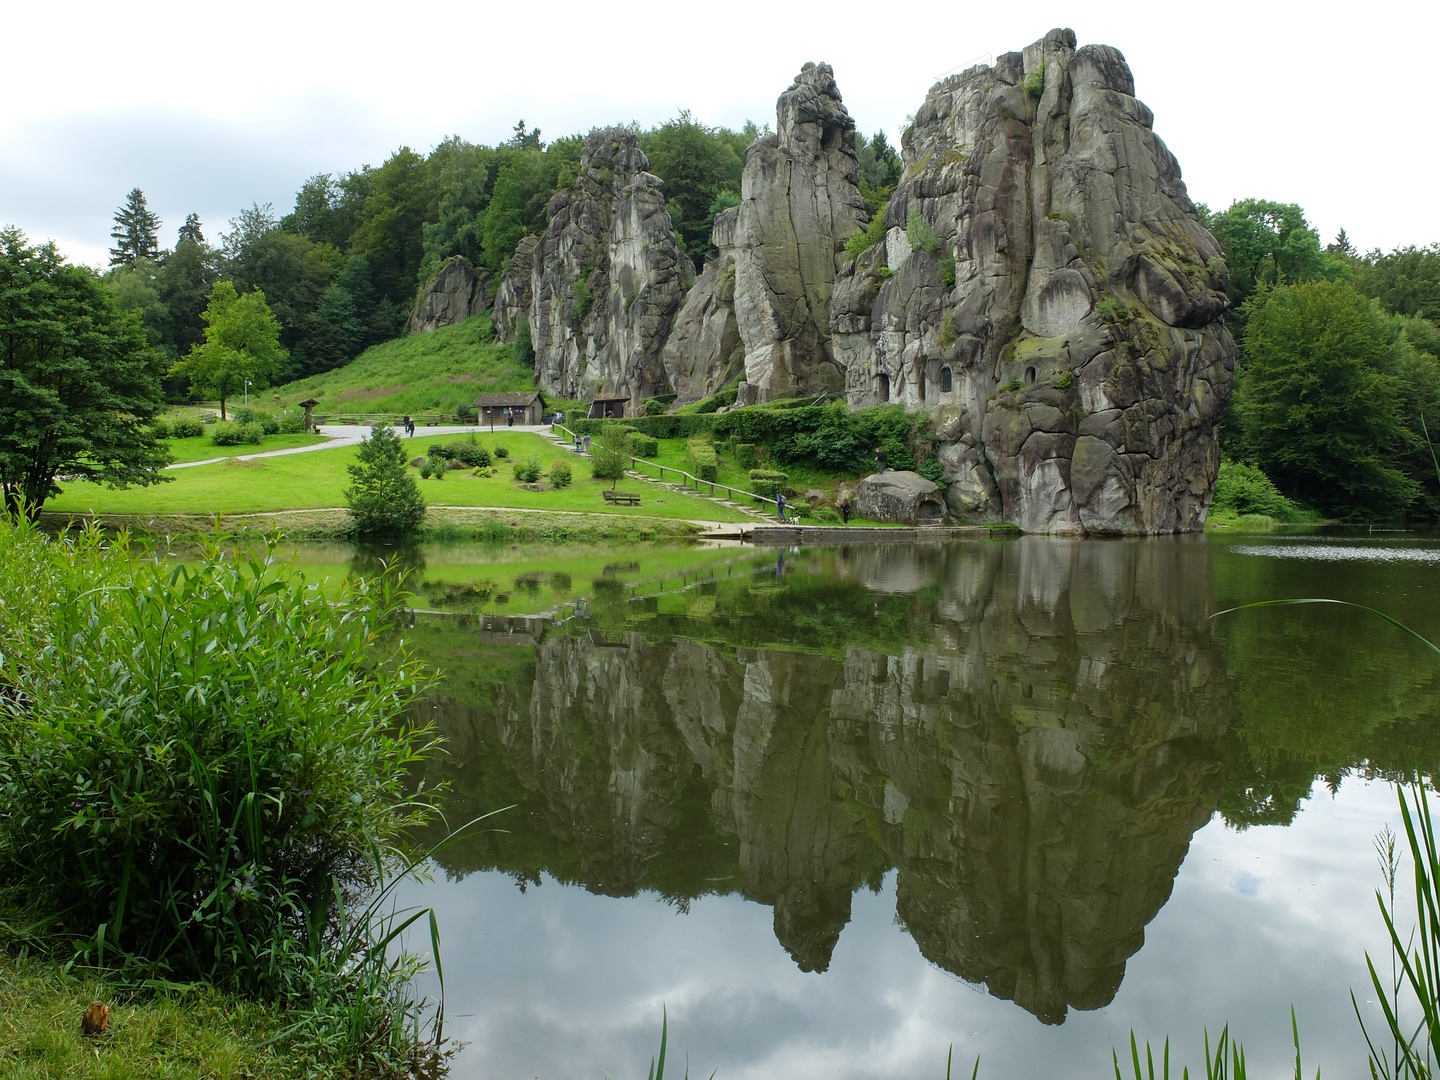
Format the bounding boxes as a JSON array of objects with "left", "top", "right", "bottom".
[
  {"left": 259, "top": 415, "right": 280, "bottom": 436},
  {"left": 549, "top": 460, "right": 573, "bottom": 488},
  {"left": 279, "top": 410, "right": 308, "bottom": 434},
  {"left": 420, "top": 457, "right": 446, "bottom": 479},
  {"left": 845, "top": 204, "right": 888, "bottom": 259},
  {"left": 232, "top": 406, "right": 260, "bottom": 424},
  {"left": 0, "top": 520, "right": 437, "bottom": 1001},
  {"left": 731, "top": 442, "right": 756, "bottom": 469},
  {"left": 749, "top": 469, "right": 789, "bottom": 498},
  {"left": 687, "top": 434, "right": 718, "bottom": 481},
  {"left": 694, "top": 386, "right": 739, "bottom": 414},
  {"left": 171, "top": 417, "right": 204, "bottom": 438},
  {"left": 907, "top": 208, "right": 940, "bottom": 256},
  {"left": 149, "top": 418, "right": 171, "bottom": 438},
  {"left": 494, "top": 445, "right": 509, "bottom": 459},
  {"left": 1211, "top": 460, "right": 1305, "bottom": 521},
  {"left": 440, "top": 440, "right": 492, "bottom": 467},
  {"left": 211, "top": 420, "right": 264, "bottom": 446},
  {"left": 643, "top": 396, "right": 671, "bottom": 416},
  {"left": 625, "top": 432, "right": 659, "bottom": 459},
  {"left": 590, "top": 421, "right": 629, "bottom": 483},
  {"left": 512, "top": 455, "right": 543, "bottom": 483},
  {"left": 814, "top": 506, "right": 841, "bottom": 523}
]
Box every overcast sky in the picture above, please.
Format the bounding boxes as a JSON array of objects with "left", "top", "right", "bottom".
[{"left": 4, "top": 0, "right": 1435, "bottom": 270}]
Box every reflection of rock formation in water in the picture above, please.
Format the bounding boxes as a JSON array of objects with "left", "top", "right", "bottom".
[{"left": 421, "top": 539, "right": 1230, "bottom": 1020}]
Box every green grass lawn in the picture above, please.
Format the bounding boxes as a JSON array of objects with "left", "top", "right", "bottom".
[
  {"left": 266, "top": 313, "right": 535, "bottom": 418},
  {"left": 162, "top": 432, "right": 329, "bottom": 464},
  {"left": 49, "top": 432, "right": 754, "bottom": 523}
]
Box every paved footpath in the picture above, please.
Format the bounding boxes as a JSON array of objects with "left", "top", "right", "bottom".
[{"left": 168, "top": 424, "right": 555, "bottom": 469}]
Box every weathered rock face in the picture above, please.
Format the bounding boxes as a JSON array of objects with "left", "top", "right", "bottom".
[
  {"left": 492, "top": 235, "right": 537, "bottom": 342},
  {"left": 661, "top": 207, "right": 743, "bottom": 404},
  {"left": 834, "top": 29, "right": 1234, "bottom": 533},
  {"left": 530, "top": 128, "right": 693, "bottom": 406},
  {"left": 407, "top": 256, "right": 492, "bottom": 334},
  {"left": 731, "top": 63, "right": 869, "bottom": 404},
  {"left": 854, "top": 470, "right": 947, "bottom": 524}
]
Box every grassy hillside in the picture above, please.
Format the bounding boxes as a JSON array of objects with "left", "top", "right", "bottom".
[{"left": 270, "top": 314, "right": 534, "bottom": 417}]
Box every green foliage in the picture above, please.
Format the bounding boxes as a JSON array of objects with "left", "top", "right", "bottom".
[
  {"left": 109, "top": 187, "right": 162, "bottom": 266},
  {"left": 419, "top": 456, "right": 446, "bottom": 479},
  {"left": 642, "top": 111, "right": 747, "bottom": 267},
  {"left": 748, "top": 469, "right": 788, "bottom": 498},
  {"left": 0, "top": 521, "right": 437, "bottom": 996},
  {"left": 907, "top": 209, "right": 940, "bottom": 256},
  {"left": 693, "top": 385, "right": 740, "bottom": 413},
  {"left": 731, "top": 442, "right": 756, "bottom": 469},
  {"left": 1211, "top": 460, "right": 1306, "bottom": 520},
  {"left": 938, "top": 310, "right": 958, "bottom": 348},
  {"left": 493, "top": 444, "right": 509, "bottom": 458},
  {"left": 940, "top": 257, "right": 957, "bottom": 290},
  {"left": 1202, "top": 198, "right": 1346, "bottom": 318},
  {"left": 1355, "top": 243, "right": 1440, "bottom": 323},
  {"left": 1095, "top": 296, "right": 1133, "bottom": 324},
  {"left": 549, "top": 459, "right": 572, "bottom": 488},
  {"left": 846, "top": 207, "right": 889, "bottom": 260},
  {"left": 571, "top": 264, "right": 596, "bottom": 322},
  {"left": 1238, "top": 280, "right": 1427, "bottom": 518},
  {"left": 345, "top": 423, "right": 426, "bottom": 535},
  {"left": 590, "top": 421, "right": 629, "bottom": 483},
  {"left": 211, "top": 419, "right": 264, "bottom": 445},
  {"left": 687, "top": 433, "right": 718, "bottom": 481},
  {"left": 1023, "top": 60, "right": 1045, "bottom": 100},
  {"left": 436, "top": 439, "right": 492, "bottom": 467},
  {"left": 0, "top": 228, "right": 170, "bottom": 518},
  {"left": 170, "top": 416, "right": 204, "bottom": 438},
  {"left": 171, "top": 280, "right": 287, "bottom": 419},
  {"left": 856, "top": 131, "right": 901, "bottom": 218},
  {"left": 149, "top": 418, "right": 171, "bottom": 438},
  {"left": 279, "top": 410, "right": 308, "bottom": 434},
  {"left": 625, "top": 431, "right": 660, "bottom": 458},
  {"left": 512, "top": 455, "right": 543, "bottom": 483},
  {"left": 643, "top": 395, "right": 672, "bottom": 415}
]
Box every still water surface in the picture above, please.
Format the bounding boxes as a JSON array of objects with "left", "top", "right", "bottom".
[{"left": 308, "top": 531, "right": 1440, "bottom": 1078}]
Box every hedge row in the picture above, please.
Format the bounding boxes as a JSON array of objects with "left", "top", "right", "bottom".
[{"left": 687, "top": 434, "right": 718, "bottom": 482}]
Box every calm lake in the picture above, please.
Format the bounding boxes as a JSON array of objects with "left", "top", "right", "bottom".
[{"left": 301, "top": 530, "right": 1440, "bottom": 1078}]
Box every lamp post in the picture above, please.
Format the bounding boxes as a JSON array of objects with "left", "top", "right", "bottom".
[{"left": 244, "top": 378, "right": 252, "bottom": 408}]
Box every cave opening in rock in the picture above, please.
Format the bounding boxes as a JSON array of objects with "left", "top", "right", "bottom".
[
  {"left": 917, "top": 499, "right": 944, "bottom": 521},
  {"left": 1025, "top": 366, "right": 1036, "bottom": 383},
  {"left": 941, "top": 366, "right": 953, "bottom": 393},
  {"left": 879, "top": 373, "right": 890, "bottom": 401},
  {"left": 917, "top": 367, "right": 925, "bottom": 401},
  {"left": 821, "top": 123, "right": 842, "bottom": 150}
]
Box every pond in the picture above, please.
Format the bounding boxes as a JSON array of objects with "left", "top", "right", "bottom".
[{"left": 297, "top": 530, "right": 1440, "bottom": 1078}]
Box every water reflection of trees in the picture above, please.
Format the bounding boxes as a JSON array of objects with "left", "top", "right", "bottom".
[{"left": 409, "top": 539, "right": 1243, "bottom": 1024}]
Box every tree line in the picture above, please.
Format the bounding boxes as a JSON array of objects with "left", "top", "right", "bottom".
[{"left": 1200, "top": 199, "right": 1440, "bottom": 520}]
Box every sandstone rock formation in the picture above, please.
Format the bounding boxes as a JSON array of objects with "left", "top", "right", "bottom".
[
  {"left": 529, "top": 128, "right": 693, "bottom": 406},
  {"left": 407, "top": 256, "right": 492, "bottom": 334},
  {"left": 731, "top": 63, "right": 868, "bottom": 404},
  {"left": 833, "top": 29, "right": 1235, "bottom": 533},
  {"left": 661, "top": 206, "right": 743, "bottom": 404},
  {"left": 854, "top": 470, "right": 947, "bottom": 524},
  {"left": 492, "top": 235, "right": 538, "bottom": 343}
]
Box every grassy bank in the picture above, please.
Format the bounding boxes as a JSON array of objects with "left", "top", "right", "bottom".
[
  {"left": 0, "top": 952, "right": 286, "bottom": 1079},
  {"left": 46, "top": 432, "right": 755, "bottom": 525},
  {"left": 269, "top": 314, "right": 532, "bottom": 418}
]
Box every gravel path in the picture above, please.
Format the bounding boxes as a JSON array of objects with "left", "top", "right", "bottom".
[{"left": 167, "top": 424, "right": 556, "bottom": 469}]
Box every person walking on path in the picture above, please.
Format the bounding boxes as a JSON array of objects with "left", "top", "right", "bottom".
[
  {"left": 583, "top": 434, "right": 591, "bottom": 455},
  {"left": 402, "top": 415, "right": 414, "bottom": 437},
  {"left": 507, "top": 411, "right": 514, "bottom": 428},
  {"left": 875, "top": 448, "right": 887, "bottom": 475},
  {"left": 776, "top": 491, "right": 787, "bottom": 522},
  {"left": 840, "top": 496, "right": 851, "bottom": 524}
]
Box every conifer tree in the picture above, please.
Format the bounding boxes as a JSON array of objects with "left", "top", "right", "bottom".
[
  {"left": 345, "top": 424, "right": 426, "bottom": 536},
  {"left": 109, "top": 188, "right": 162, "bottom": 266},
  {"left": 177, "top": 213, "right": 205, "bottom": 246}
]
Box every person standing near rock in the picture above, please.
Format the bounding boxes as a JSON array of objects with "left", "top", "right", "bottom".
[
  {"left": 776, "top": 491, "right": 787, "bottom": 521},
  {"left": 840, "top": 496, "right": 851, "bottom": 524},
  {"left": 875, "top": 448, "right": 886, "bottom": 475}
]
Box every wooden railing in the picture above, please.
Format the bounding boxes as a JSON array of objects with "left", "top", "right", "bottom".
[{"left": 551, "top": 423, "right": 781, "bottom": 513}]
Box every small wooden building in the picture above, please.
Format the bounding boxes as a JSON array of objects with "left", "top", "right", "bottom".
[
  {"left": 298, "top": 398, "right": 320, "bottom": 430},
  {"left": 474, "top": 391, "right": 546, "bottom": 426},
  {"left": 588, "top": 397, "right": 629, "bottom": 419}
]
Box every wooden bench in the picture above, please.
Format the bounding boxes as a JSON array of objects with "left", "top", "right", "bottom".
[{"left": 602, "top": 490, "right": 641, "bottom": 506}]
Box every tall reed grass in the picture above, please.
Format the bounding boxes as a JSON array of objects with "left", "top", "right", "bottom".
[{"left": 0, "top": 515, "right": 451, "bottom": 1076}]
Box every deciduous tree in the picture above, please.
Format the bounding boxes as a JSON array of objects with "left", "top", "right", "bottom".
[
  {"left": 171, "top": 281, "right": 285, "bottom": 419},
  {"left": 0, "top": 228, "right": 169, "bottom": 518}
]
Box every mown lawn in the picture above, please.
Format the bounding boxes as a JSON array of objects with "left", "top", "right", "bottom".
[
  {"left": 162, "top": 432, "right": 329, "bottom": 464},
  {"left": 49, "top": 432, "right": 755, "bottom": 523}
]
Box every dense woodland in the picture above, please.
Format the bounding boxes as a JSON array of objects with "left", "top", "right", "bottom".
[{"left": 76, "top": 122, "right": 1440, "bottom": 523}]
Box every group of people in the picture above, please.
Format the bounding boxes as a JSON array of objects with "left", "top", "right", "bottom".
[
  {"left": 400, "top": 416, "right": 415, "bottom": 437},
  {"left": 771, "top": 448, "right": 882, "bottom": 522}
]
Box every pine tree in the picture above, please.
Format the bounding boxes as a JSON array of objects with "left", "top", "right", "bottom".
[
  {"left": 109, "top": 188, "right": 162, "bottom": 266},
  {"left": 177, "top": 213, "right": 205, "bottom": 246},
  {"left": 345, "top": 424, "right": 426, "bottom": 536}
]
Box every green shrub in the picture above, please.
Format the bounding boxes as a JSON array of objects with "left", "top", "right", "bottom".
[
  {"left": 259, "top": 415, "right": 280, "bottom": 436},
  {"left": 688, "top": 434, "right": 718, "bottom": 482},
  {"left": 625, "top": 432, "right": 659, "bottom": 458},
  {"left": 732, "top": 442, "right": 756, "bottom": 469},
  {"left": 150, "top": 418, "right": 171, "bottom": 439},
  {"left": 171, "top": 417, "right": 204, "bottom": 439},
  {"left": 494, "top": 444, "right": 509, "bottom": 458},
  {"left": 211, "top": 420, "right": 264, "bottom": 446},
  {"left": 1023, "top": 59, "right": 1045, "bottom": 100},
  {"left": 442, "top": 440, "right": 492, "bottom": 467},
  {"left": 232, "top": 406, "right": 260, "bottom": 424},
  {"left": 814, "top": 506, "right": 841, "bottom": 523},
  {"left": 571, "top": 266, "right": 596, "bottom": 322},
  {"left": 907, "top": 208, "right": 940, "bottom": 256},
  {"left": 590, "top": 420, "right": 629, "bottom": 483},
  {"left": 0, "top": 520, "right": 437, "bottom": 997},
  {"left": 512, "top": 455, "right": 543, "bottom": 483},
  {"left": 1211, "top": 460, "right": 1305, "bottom": 521},
  {"left": 749, "top": 469, "right": 789, "bottom": 498},
  {"left": 845, "top": 203, "right": 889, "bottom": 259},
  {"left": 693, "top": 386, "right": 739, "bottom": 415},
  {"left": 549, "top": 460, "right": 573, "bottom": 488},
  {"left": 421, "top": 457, "right": 446, "bottom": 479},
  {"left": 643, "top": 396, "right": 672, "bottom": 415},
  {"left": 279, "top": 410, "right": 308, "bottom": 434},
  {"left": 792, "top": 501, "right": 814, "bottom": 518},
  {"left": 1095, "top": 296, "right": 1132, "bottom": 324}
]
